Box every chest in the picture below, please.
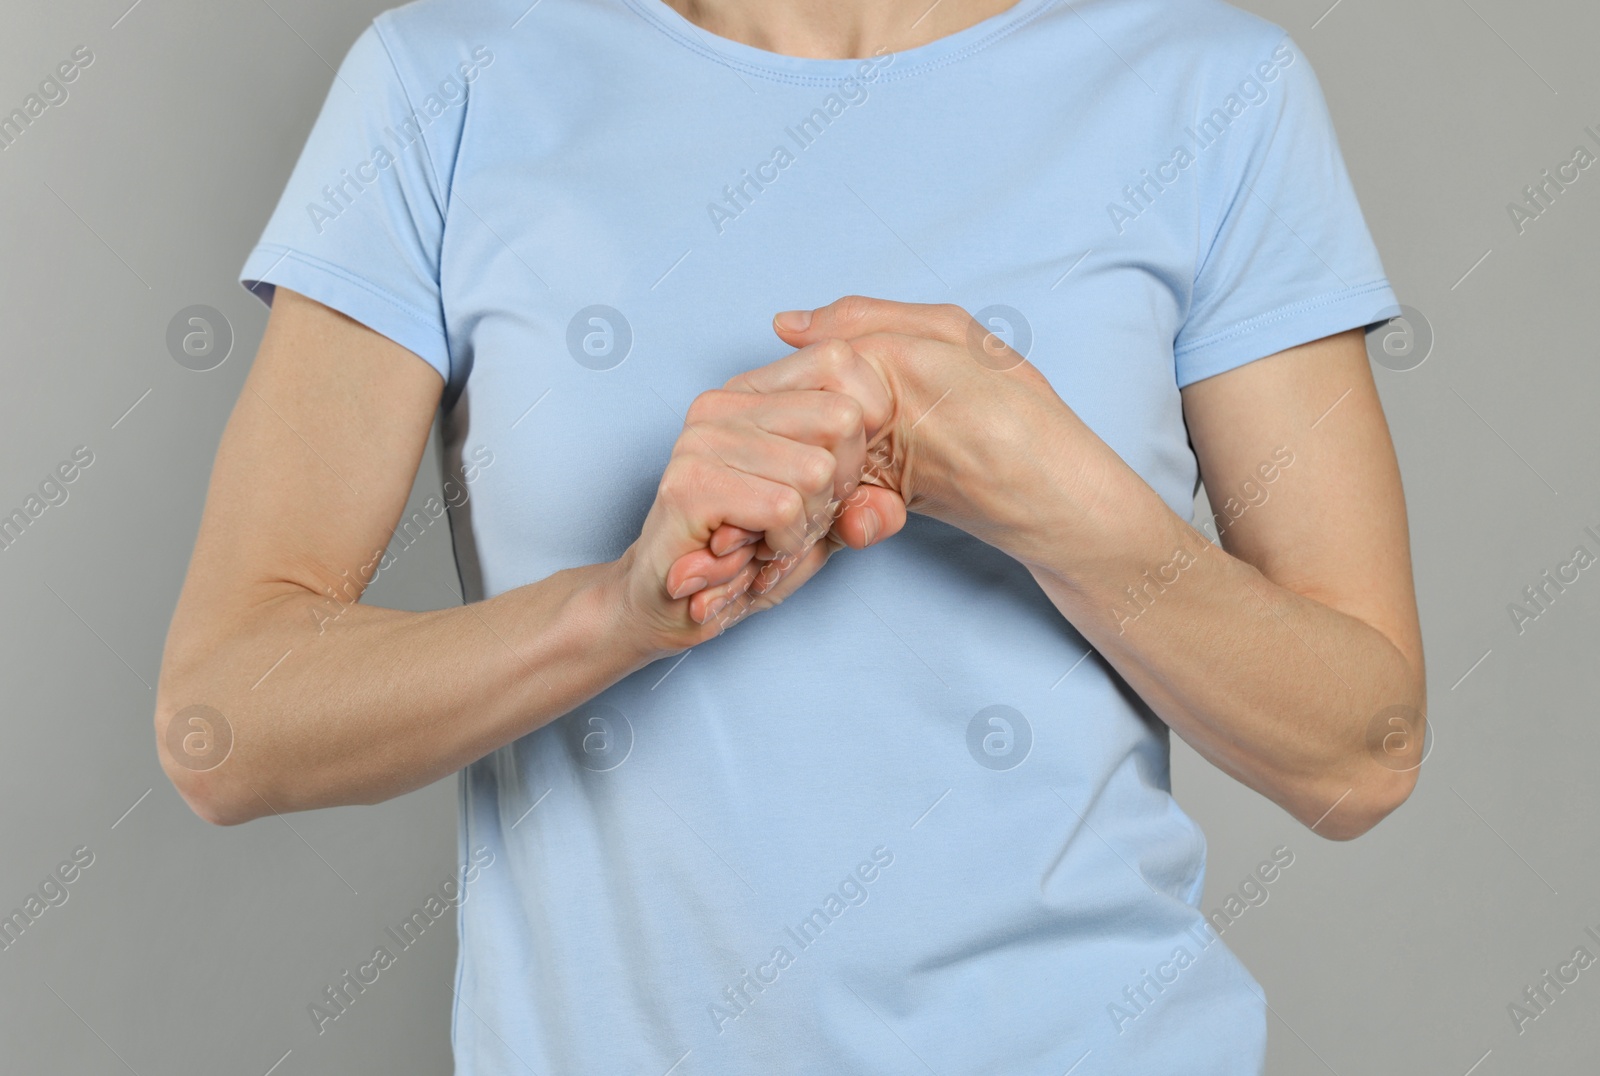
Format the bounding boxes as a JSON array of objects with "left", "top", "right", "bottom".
[{"left": 433, "top": 61, "right": 1206, "bottom": 574}]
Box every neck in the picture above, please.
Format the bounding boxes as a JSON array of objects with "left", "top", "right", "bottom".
[{"left": 663, "top": 0, "right": 1023, "bottom": 59}]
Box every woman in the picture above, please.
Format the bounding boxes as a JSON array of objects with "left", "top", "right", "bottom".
[{"left": 156, "top": 0, "right": 1425, "bottom": 1071}]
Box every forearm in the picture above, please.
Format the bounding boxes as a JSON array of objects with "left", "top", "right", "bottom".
[
  {"left": 755, "top": 297, "right": 1423, "bottom": 837},
  {"left": 157, "top": 559, "right": 657, "bottom": 824},
  {"left": 995, "top": 437, "right": 1423, "bottom": 839}
]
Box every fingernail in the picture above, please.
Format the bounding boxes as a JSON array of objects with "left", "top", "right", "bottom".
[
  {"left": 775, "top": 309, "right": 812, "bottom": 331},
  {"left": 862, "top": 507, "right": 881, "bottom": 545},
  {"left": 671, "top": 576, "right": 708, "bottom": 599}
]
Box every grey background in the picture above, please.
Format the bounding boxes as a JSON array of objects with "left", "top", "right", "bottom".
[{"left": 0, "top": 0, "right": 1595, "bottom": 1072}]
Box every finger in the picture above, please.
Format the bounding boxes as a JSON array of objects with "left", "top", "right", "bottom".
[
  {"left": 725, "top": 338, "right": 893, "bottom": 440},
  {"left": 700, "top": 533, "right": 839, "bottom": 633},
  {"left": 749, "top": 546, "right": 797, "bottom": 595},
  {"left": 687, "top": 387, "right": 867, "bottom": 506},
  {"left": 829, "top": 485, "right": 908, "bottom": 550},
  {"left": 746, "top": 534, "right": 834, "bottom": 603},
  {"left": 692, "top": 386, "right": 867, "bottom": 475},
  {"left": 665, "top": 541, "right": 759, "bottom": 600},
  {"left": 682, "top": 425, "right": 852, "bottom": 555},
  {"left": 655, "top": 456, "right": 817, "bottom": 568},
  {"left": 688, "top": 558, "right": 762, "bottom": 625},
  {"left": 771, "top": 295, "right": 971, "bottom": 349},
  {"left": 709, "top": 524, "right": 761, "bottom": 558}
]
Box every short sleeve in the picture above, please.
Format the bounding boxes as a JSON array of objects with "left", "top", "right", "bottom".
[
  {"left": 239, "top": 21, "right": 451, "bottom": 383},
  {"left": 1173, "top": 33, "right": 1397, "bottom": 389}
]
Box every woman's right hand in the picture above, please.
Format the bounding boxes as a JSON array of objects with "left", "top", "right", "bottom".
[{"left": 614, "top": 341, "right": 883, "bottom": 656}]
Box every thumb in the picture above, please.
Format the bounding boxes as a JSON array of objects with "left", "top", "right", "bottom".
[{"left": 830, "top": 485, "right": 907, "bottom": 550}]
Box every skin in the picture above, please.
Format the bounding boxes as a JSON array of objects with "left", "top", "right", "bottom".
[
  {"left": 155, "top": 288, "right": 871, "bottom": 822},
  {"left": 685, "top": 298, "right": 1425, "bottom": 840},
  {"left": 666, "top": 0, "right": 1025, "bottom": 59},
  {"left": 157, "top": 0, "right": 1424, "bottom": 838}
]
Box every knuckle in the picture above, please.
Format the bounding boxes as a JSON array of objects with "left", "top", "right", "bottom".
[
  {"left": 834, "top": 294, "right": 874, "bottom": 326},
  {"left": 822, "top": 392, "right": 864, "bottom": 439},
  {"left": 660, "top": 455, "right": 705, "bottom": 504},
  {"left": 941, "top": 303, "right": 976, "bottom": 338},
  {"left": 797, "top": 446, "right": 836, "bottom": 493},
  {"left": 669, "top": 426, "right": 706, "bottom": 462},
  {"left": 816, "top": 337, "right": 854, "bottom": 370},
  {"left": 769, "top": 485, "right": 806, "bottom": 525},
  {"left": 685, "top": 389, "right": 730, "bottom": 426}
]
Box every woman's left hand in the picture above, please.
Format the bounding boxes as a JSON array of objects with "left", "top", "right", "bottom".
[{"left": 668, "top": 295, "right": 1095, "bottom": 601}]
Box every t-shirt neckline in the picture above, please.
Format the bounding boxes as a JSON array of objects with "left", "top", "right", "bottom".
[{"left": 618, "top": 0, "right": 1060, "bottom": 84}]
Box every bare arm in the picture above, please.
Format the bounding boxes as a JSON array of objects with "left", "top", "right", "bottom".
[
  {"left": 156, "top": 289, "right": 871, "bottom": 824},
  {"left": 752, "top": 300, "right": 1425, "bottom": 839},
  {"left": 1028, "top": 329, "right": 1426, "bottom": 839}
]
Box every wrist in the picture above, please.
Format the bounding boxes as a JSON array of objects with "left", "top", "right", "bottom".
[
  {"left": 598, "top": 541, "right": 704, "bottom": 669},
  {"left": 593, "top": 546, "right": 687, "bottom": 669},
  {"left": 1022, "top": 460, "right": 1208, "bottom": 603},
  {"left": 1007, "top": 429, "right": 1177, "bottom": 576},
  {"left": 944, "top": 402, "right": 1110, "bottom": 566}
]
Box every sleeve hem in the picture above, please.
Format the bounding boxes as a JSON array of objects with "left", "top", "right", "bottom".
[
  {"left": 1173, "top": 279, "right": 1395, "bottom": 389},
  {"left": 239, "top": 244, "right": 451, "bottom": 384}
]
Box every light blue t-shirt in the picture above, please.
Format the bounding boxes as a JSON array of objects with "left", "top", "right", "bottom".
[{"left": 240, "top": 0, "right": 1396, "bottom": 1070}]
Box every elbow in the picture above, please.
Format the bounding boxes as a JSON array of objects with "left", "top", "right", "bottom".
[
  {"left": 1305, "top": 765, "right": 1418, "bottom": 841},
  {"left": 1302, "top": 696, "right": 1427, "bottom": 840},
  {"left": 154, "top": 684, "right": 264, "bottom": 827},
  {"left": 172, "top": 778, "right": 257, "bottom": 828},
  {"left": 158, "top": 743, "right": 262, "bottom": 827}
]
